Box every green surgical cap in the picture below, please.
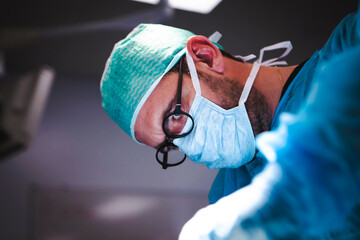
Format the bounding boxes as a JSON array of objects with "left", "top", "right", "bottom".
[{"left": 100, "top": 24, "right": 195, "bottom": 141}]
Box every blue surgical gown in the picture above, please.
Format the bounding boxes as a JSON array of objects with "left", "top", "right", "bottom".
[{"left": 207, "top": 12, "right": 360, "bottom": 239}]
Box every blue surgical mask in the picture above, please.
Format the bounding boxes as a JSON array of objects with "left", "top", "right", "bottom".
[
  {"left": 174, "top": 35, "right": 292, "bottom": 169},
  {"left": 173, "top": 91, "right": 255, "bottom": 169}
]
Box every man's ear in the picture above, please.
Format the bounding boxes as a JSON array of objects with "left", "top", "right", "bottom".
[{"left": 186, "top": 35, "right": 224, "bottom": 74}]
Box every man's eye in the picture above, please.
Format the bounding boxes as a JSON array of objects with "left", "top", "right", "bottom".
[
  {"left": 170, "top": 114, "right": 186, "bottom": 125},
  {"left": 171, "top": 114, "right": 182, "bottom": 120},
  {"left": 164, "top": 114, "right": 188, "bottom": 135}
]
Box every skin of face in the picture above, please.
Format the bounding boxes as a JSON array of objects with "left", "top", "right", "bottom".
[{"left": 134, "top": 71, "right": 196, "bottom": 148}]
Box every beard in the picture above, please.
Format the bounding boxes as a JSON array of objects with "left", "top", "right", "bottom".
[
  {"left": 198, "top": 71, "right": 272, "bottom": 136},
  {"left": 245, "top": 88, "right": 272, "bottom": 135}
]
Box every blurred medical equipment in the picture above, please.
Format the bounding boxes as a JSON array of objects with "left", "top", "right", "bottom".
[{"left": 0, "top": 66, "right": 55, "bottom": 160}]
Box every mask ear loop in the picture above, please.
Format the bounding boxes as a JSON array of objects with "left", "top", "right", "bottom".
[
  {"left": 186, "top": 51, "right": 202, "bottom": 96},
  {"left": 239, "top": 61, "right": 262, "bottom": 105},
  {"left": 238, "top": 41, "right": 293, "bottom": 105},
  {"left": 235, "top": 54, "right": 257, "bottom": 62},
  {"left": 208, "top": 31, "right": 222, "bottom": 43}
]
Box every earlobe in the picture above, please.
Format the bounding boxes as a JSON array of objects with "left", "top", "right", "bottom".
[{"left": 186, "top": 35, "right": 224, "bottom": 74}]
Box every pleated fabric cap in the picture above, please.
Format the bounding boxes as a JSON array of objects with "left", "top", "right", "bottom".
[{"left": 100, "top": 24, "right": 195, "bottom": 141}]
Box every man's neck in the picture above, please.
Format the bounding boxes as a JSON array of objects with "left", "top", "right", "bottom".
[
  {"left": 225, "top": 58, "right": 297, "bottom": 119},
  {"left": 254, "top": 64, "right": 297, "bottom": 118}
]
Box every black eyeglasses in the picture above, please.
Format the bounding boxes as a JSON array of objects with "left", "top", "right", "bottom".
[{"left": 155, "top": 56, "right": 194, "bottom": 169}]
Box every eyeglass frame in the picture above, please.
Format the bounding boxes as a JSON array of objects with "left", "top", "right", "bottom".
[{"left": 155, "top": 56, "right": 195, "bottom": 169}]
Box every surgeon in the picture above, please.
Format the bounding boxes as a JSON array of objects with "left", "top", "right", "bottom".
[
  {"left": 179, "top": 17, "right": 360, "bottom": 240},
  {"left": 100, "top": 8, "right": 360, "bottom": 239}
]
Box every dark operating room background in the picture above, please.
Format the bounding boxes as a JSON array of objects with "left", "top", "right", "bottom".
[{"left": 0, "top": 0, "right": 358, "bottom": 239}]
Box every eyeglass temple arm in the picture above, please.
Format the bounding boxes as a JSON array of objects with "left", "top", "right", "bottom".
[
  {"left": 162, "top": 152, "right": 168, "bottom": 169},
  {"left": 175, "top": 57, "right": 183, "bottom": 107}
]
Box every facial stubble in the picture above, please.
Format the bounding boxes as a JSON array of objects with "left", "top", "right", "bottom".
[{"left": 198, "top": 71, "right": 272, "bottom": 136}]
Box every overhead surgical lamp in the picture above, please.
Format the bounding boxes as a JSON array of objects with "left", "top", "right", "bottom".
[{"left": 133, "top": 0, "right": 222, "bottom": 14}]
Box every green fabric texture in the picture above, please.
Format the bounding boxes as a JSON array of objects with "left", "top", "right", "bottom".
[{"left": 100, "top": 24, "right": 195, "bottom": 139}]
